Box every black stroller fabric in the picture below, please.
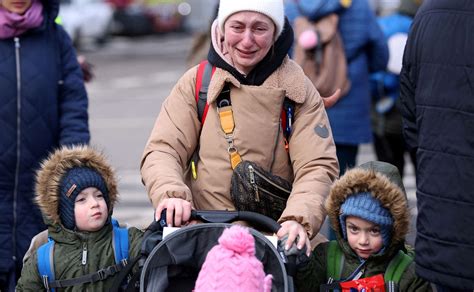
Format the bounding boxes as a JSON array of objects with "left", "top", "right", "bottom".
[{"left": 140, "top": 223, "right": 290, "bottom": 292}]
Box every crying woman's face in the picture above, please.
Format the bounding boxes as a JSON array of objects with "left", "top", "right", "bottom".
[{"left": 1, "top": 0, "right": 33, "bottom": 15}]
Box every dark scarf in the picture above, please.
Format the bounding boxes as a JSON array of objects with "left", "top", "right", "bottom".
[{"left": 208, "top": 18, "right": 294, "bottom": 86}]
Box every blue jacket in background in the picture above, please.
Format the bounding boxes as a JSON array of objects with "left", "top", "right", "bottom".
[
  {"left": 0, "top": 0, "right": 89, "bottom": 276},
  {"left": 285, "top": 0, "right": 388, "bottom": 144},
  {"left": 400, "top": 0, "right": 474, "bottom": 289},
  {"left": 371, "top": 13, "right": 413, "bottom": 104}
]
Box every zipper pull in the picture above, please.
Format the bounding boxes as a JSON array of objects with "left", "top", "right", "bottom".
[
  {"left": 14, "top": 37, "right": 20, "bottom": 49},
  {"left": 81, "top": 243, "right": 87, "bottom": 265},
  {"left": 248, "top": 165, "right": 260, "bottom": 202},
  {"left": 191, "top": 151, "right": 199, "bottom": 180},
  {"left": 353, "top": 267, "right": 365, "bottom": 280},
  {"left": 286, "top": 106, "right": 293, "bottom": 135},
  {"left": 191, "top": 160, "right": 197, "bottom": 180}
]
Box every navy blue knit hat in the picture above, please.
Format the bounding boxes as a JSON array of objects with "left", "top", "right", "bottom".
[
  {"left": 59, "top": 167, "right": 109, "bottom": 230},
  {"left": 339, "top": 192, "right": 393, "bottom": 247}
]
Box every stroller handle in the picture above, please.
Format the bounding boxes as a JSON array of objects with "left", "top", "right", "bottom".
[{"left": 191, "top": 210, "right": 281, "bottom": 233}]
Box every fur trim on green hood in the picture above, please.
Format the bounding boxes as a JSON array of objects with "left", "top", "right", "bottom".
[
  {"left": 35, "top": 145, "right": 118, "bottom": 227},
  {"left": 326, "top": 161, "right": 409, "bottom": 248}
]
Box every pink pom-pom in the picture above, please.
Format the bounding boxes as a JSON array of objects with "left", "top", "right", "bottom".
[
  {"left": 218, "top": 225, "right": 255, "bottom": 256},
  {"left": 263, "top": 275, "right": 273, "bottom": 292},
  {"left": 298, "top": 29, "right": 318, "bottom": 50}
]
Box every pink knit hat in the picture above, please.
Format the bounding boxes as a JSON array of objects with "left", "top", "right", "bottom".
[{"left": 194, "top": 225, "right": 273, "bottom": 292}]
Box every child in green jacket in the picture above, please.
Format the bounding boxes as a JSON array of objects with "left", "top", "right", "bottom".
[
  {"left": 296, "top": 161, "right": 432, "bottom": 292},
  {"left": 16, "top": 145, "right": 144, "bottom": 291}
]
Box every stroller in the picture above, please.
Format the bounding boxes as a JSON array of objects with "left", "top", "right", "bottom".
[{"left": 113, "top": 210, "right": 297, "bottom": 292}]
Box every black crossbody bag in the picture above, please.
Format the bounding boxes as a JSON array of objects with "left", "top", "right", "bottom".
[
  {"left": 230, "top": 161, "right": 292, "bottom": 221},
  {"left": 222, "top": 94, "right": 294, "bottom": 222}
]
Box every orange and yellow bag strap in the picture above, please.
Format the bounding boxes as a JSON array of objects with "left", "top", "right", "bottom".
[{"left": 217, "top": 87, "right": 242, "bottom": 169}]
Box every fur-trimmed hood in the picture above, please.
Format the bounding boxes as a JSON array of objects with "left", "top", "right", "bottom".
[
  {"left": 35, "top": 145, "right": 118, "bottom": 227},
  {"left": 326, "top": 162, "right": 409, "bottom": 250}
]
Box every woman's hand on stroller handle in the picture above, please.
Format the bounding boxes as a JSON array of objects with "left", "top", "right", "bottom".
[
  {"left": 155, "top": 198, "right": 192, "bottom": 227},
  {"left": 277, "top": 220, "right": 311, "bottom": 257}
]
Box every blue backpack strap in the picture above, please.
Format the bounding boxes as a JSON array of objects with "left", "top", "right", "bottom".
[
  {"left": 37, "top": 239, "right": 55, "bottom": 292},
  {"left": 112, "top": 218, "right": 129, "bottom": 264}
]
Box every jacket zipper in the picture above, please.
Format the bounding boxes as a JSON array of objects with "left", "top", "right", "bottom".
[
  {"left": 82, "top": 242, "right": 88, "bottom": 266},
  {"left": 269, "top": 116, "right": 282, "bottom": 171},
  {"left": 270, "top": 98, "right": 286, "bottom": 171},
  {"left": 12, "top": 37, "right": 22, "bottom": 264},
  {"left": 248, "top": 165, "right": 260, "bottom": 202},
  {"left": 252, "top": 166, "right": 291, "bottom": 195}
]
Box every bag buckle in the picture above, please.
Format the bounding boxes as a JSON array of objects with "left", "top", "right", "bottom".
[
  {"left": 42, "top": 275, "right": 50, "bottom": 290},
  {"left": 97, "top": 269, "right": 107, "bottom": 281},
  {"left": 97, "top": 265, "right": 117, "bottom": 281}
]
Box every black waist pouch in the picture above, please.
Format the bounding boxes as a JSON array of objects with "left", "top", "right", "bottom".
[{"left": 230, "top": 161, "right": 292, "bottom": 221}]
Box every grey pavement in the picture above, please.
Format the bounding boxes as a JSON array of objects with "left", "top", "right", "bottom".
[{"left": 83, "top": 33, "right": 417, "bottom": 245}]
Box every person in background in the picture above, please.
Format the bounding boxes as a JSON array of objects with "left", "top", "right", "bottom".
[
  {"left": 285, "top": 0, "right": 389, "bottom": 175},
  {"left": 77, "top": 55, "right": 94, "bottom": 82},
  {"left": 141, "top": 0, "right": 339, "bottom": 256},
  {"left": 186, "top": 3, "right": 219, "bottom": 68},
  {"left": 0, "top": 0, "right": 89, "bottom": 290},
  {"left": 55, "top": 16, "right": 94, "bottom": 82},
  {"left": 369, "top": 0, "right": 401, "bottom": 16},
  {"left": 399, "top": 0, "right": 474, "bottom": 290},
  {"left": 296, "top": 161, "right": 432, "bottom": 292},
  {"left": 370, "top": 0, "right": 421, "bottom": 178}
]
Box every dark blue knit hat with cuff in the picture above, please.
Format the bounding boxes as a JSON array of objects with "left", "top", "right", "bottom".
[
  {"left": 339, "top": 192, "right": 393, "bottom": 248},
  {"left": 59, "top": 167, "right": 109, "bottom": 230}
]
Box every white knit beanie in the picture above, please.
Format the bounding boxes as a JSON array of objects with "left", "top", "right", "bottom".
[{"left": 218, "top": 0, "right": 284, "bottom": 37}]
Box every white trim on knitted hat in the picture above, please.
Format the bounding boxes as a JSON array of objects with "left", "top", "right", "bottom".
[{"left": 218, "top": 0, "right": 284, "bottom": 37}]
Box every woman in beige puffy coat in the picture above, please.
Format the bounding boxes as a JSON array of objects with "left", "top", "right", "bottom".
[{"left": 141, "top": 0, "right": 339, "bottom": 254}]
